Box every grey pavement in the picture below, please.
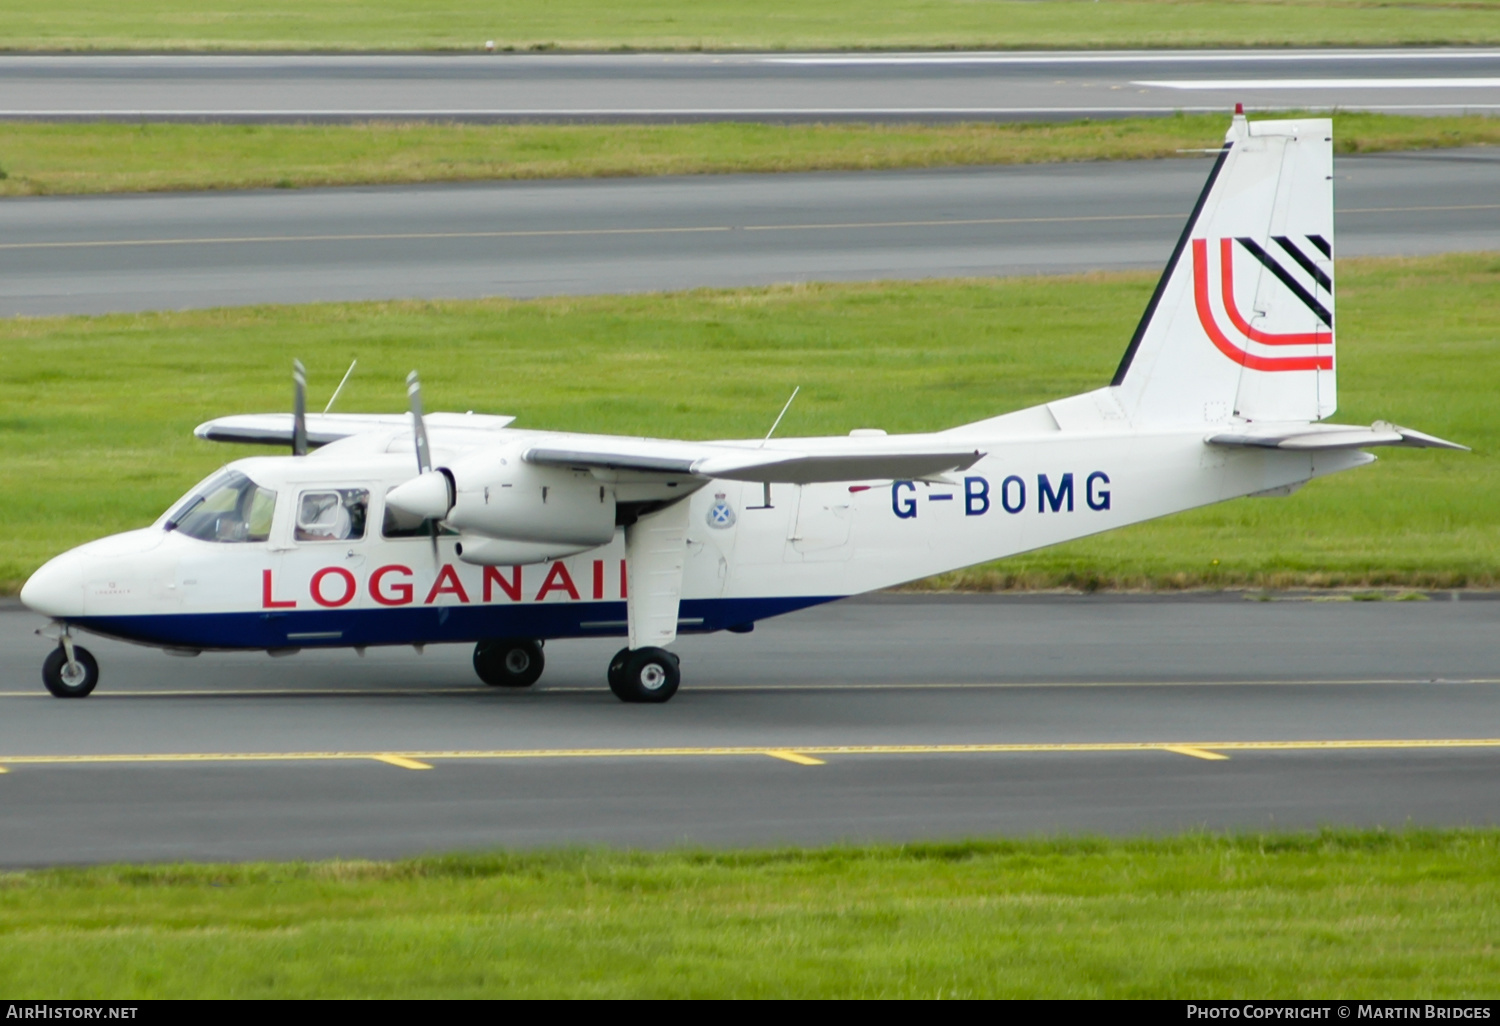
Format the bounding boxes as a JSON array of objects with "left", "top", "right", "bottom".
[
  {"left": 1, "top": 595, "right": 1497, "bottom": 863},
  {"left": 3, "top": 148, "right": 1496, "bottom": 316},
  {"left": 1, "top": 50, "right": 1497, "bottom": 121}
]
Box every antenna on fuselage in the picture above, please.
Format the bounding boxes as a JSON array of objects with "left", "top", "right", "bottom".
[
  {"left": 324, "top": 359, "right": 357, "bottom": 413},
  {"left": 761, "top": 385, "right": 800, "bottom": 447},
  {"left": 291, "top": 360, "right": 308, "bottom": 457},
  {"left": 747, "top": 385, "right": 800, "bottom": 510}
]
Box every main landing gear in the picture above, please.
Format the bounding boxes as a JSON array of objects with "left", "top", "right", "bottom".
[
  {"left": 473, "top": 638, "right": 545, "bottom": 688},
  {"left": 475, "top": 638, "right": 681, "bottom": 702},
  {"left": 607, "top": 647, "right": 681, "bottom": 704},
  {"left": 42, "top": 638, "right": 98, "bottom": 698}
]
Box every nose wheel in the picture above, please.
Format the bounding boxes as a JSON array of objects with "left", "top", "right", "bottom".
[
  {"left": 43, "top": 643, "right": 98, "bottom": 698},
  {"left": 607, "top": 647, "right": 680, "bottom": 703},
  {"left": 473, "top": 638, "right": 545, "bottom": 688}
]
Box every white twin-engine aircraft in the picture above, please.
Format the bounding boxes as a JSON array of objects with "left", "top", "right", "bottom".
[{"left": 22, "top": 113, "right": 1465, "bottom": 702}]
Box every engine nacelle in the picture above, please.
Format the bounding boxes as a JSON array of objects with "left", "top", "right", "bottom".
[
  {"left": 454, "top": 536, "right": 595, "bottom": 567},
  {"left": 443, "top": 448, "right": 616, "bottom": 546}
]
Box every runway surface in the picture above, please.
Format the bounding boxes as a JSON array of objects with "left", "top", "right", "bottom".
[
  {"left": 4, "top": 148, "right": 1497, "bottom": 316},
  {"left": 1, "top": 50, "right": 1497, "bottom": 121},
  {"left": 2, "top": 594, "right": 1498, "bottom": 864}
]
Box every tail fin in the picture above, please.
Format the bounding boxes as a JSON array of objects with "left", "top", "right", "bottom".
[{"left": 1112, "top": 113, "right": 1336, "bottom": 426}]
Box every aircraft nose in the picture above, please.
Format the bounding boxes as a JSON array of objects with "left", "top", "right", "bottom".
[{"left": 20, "top": 551, "right": 86, "bottom": 619}]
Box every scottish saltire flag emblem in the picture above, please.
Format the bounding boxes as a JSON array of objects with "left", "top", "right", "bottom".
[{"left": 706, "top": 493, "right": 736, "bottom": 529}]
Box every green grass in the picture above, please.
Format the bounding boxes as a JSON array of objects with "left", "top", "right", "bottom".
[
  {"left": 0, "top": 253, "right": 1493, "bottom": 594},
  {"left": 1, "top": 831, "right": 1497, "bottom": 997},
  {"left": 4, "top": 0, "right": 1500, "bottom": 51},
  {"left": 1, "top": 114, "right": 1496, "bottom": 196}
]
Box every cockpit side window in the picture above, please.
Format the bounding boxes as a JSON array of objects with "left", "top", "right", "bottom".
[
  {"left": 168, "top": 471, "right": 277, "bottom": 544},
  {"left": 296, "top": 489, "right": 369, "bottom": 542},
  {"left": 381, "top": 486, "right": 456, "bottom": 539}
]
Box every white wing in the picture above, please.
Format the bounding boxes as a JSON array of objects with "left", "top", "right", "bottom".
[
  {"left": 525, "top": 436, "right": 984, "bottom": 483},
  {"left": 194, "top": 412, "right": 516, "bottom": 448}
]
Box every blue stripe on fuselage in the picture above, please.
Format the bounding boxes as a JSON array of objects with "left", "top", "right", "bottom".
[{"left": 67, "top": 596, "right": 842, "bottom": 650}]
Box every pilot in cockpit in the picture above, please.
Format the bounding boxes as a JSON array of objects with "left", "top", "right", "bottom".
[{"left": 297, "top": 491, "right": 353, "bottom": 541}]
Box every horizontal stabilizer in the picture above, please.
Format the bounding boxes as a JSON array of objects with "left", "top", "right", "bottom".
[
  {"left": 526, "top": 441, "right": 983, "bottom": 484},
  {"left": 1209, "top": 421, "right": 1468, "bottom": 452},
  {"left": 195, "top": 412, "right": 515, "bottom": 448}
]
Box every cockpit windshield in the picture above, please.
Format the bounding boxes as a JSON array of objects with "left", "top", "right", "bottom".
[{"left": 166, "top": 470, "right": 277, "bottom": 543}]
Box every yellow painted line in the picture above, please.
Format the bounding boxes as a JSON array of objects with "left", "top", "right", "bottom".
[
  {"left": 0, "top": 738, "right": 1497, "bottom": 769},
  {"left": 0, "top": 225, "right": 731, "bottom": 251},
  {"left": 694, "top": 677, "right": 1500, "bottom": 692},
  {"left": 1341, "top": 203, "right": 1500, "bottom": 215},
  {"left": 1, "top": 204, "right": 1492, "bottom": 253},
  {"left": 0, "top": 687, "right": 497, "bottom": 699},
  {"left": 0, "top": 766, "right": 8, "bottom": 774},
  {"left": 372, "top": 754, "right": 433, "bottom": 770},
  {"left": 1162, "top": 745, "right": 1230, "bottom": 761},
  {"left": 0, "top": 212, "right": 1185, "bottom": 252},
  {"left": 739, "top": 212, "right": 1183, "bottom": 232},
  {"left": 764, "top": 750, "right": 827, "bottom": 766}
]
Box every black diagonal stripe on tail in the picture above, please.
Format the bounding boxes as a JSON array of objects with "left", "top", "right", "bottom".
[
  {"left": 1306, "top": 234, "right": 1331, "bottom": 259},
  {"left": 1273, "top": 235, "right": 1332, "bottom": 292},
  {"left": 1111, "top": 142, "right": 1233, "bottom": 387},
  {"left": 1235, "top": 237, "right": 1333, "bottom": 328}
]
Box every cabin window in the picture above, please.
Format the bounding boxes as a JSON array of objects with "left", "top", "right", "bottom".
[
  {"left": 296, "top": 489, "right": 369, "bottom": 542},
  {"left": 381, "top": 486, "right": 456, "bottom": 539},
  {"left": 168, "top": 471, "right": 277, "bottom": 544}
]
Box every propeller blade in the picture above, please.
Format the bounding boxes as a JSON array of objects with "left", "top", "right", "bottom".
[
  {"left": 406, "top": 370, "right": 432, "bottom": 475},
  {"left": 291, "top": 360, "right": 308, "bottom": 457},
  {"left": 403, "top": 370, "right": 445, "bottom": 567}
]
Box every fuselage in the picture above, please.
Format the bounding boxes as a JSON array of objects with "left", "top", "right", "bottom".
[{"left": 20, "top": 416, "right": 1371, "bottom": 653}]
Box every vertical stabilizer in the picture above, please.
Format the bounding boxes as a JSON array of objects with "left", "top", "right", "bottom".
[{"left": 1111, "top": 114, "right": 1336, "bottom": 426}]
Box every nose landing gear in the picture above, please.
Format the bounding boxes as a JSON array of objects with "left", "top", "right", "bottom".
[
  {"left": 606, "top": 646, "right": 680, "bottom": 703},
  {"left": 473, "top": 638, "right": 545, "bottom": 688},
  {"left": 42, "top": 637, "right": 98, "bottom": 698}
]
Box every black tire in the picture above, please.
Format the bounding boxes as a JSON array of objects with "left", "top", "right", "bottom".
[
  {"left": 43, "top": 646, "right": 98, "bottom": 698},
  {"left": 607, "top": 647, "right": 680, "bottom": 704},
  {"left": 473, "top": 638, "right": 545, "bottom": 688},
  {"left": 606, "top": 647, "right": 631, "bottom": 692}
]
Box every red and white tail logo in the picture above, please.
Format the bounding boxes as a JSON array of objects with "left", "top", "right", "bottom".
[
  {"left": 1193, "top": 235, "right": 1333, "bottom": 372},
  {"left": 1111, "top": 114, "right": 1337, "bottom": 424}
]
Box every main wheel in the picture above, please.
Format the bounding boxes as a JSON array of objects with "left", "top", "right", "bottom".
[
  {"left": 473, "top": 638, "right": 545, "bottom": 688},
  {"left": 607, "top": 647, "right": 631, "bottom": 692},
  {"left": 43, "top": 646, "right": 98, "bottom": 698},
  {"left": 607, "top": 647, "right": 680, "bottom": 704}
]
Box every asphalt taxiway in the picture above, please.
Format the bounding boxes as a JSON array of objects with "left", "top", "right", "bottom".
[
  {"left": 2, "top": 594, "right": 1497, "bottom": 864},
  {"left": 1, "top": 50, "right": 1496, "bottom": 121},
  {"left": 3, "top": 147, "right": 1496, "bottom": 315}
]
